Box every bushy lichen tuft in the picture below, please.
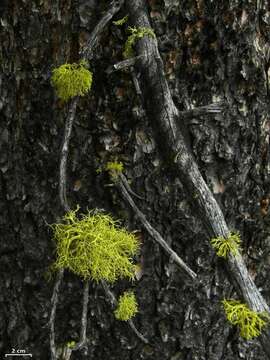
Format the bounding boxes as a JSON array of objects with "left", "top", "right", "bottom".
[
  {"left": 123, "top": 27, "right": 156, "bottom": 59},
  {"left": 211, "top": 232, "right": 241, "bottom": 258},
  {"left": 222, "top": 299, "right": 270, "bottom": 340},
  {"left": 66, "top": 341, "right": 76, "bottom": 349},
  {"left": 114, "top": 291, "right": 138, "bottom": 321},
  {"left": 51, "top": 60, "right": 93, "bottom": 101},
  {"left": 105, "top": 161, "right": 124, "bottom": 179},
  {"left": 51, "top": 208, "right": 139, "bottom": 282},
  {"left": 113, "top": 15, "right": 128, "bottom": 26}
]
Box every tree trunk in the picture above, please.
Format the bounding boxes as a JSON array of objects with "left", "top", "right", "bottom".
[{"left": 1, "top": 1, "right": 270, "bottom": 359}]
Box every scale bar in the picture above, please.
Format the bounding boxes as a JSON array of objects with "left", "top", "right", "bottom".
[{"left": 5, "top": 355, "right": 32, "bottom": 357}]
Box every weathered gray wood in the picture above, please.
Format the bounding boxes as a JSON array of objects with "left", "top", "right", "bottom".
[
  {"left": 126, "top": 0, "right": 270, "bottom": 357},
  {"left": 118, "top": 173, "right": 197, "bottom": 280}
]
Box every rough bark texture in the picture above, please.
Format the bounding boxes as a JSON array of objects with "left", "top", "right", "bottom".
[{"left": 1, "top": 1, "right": 270, "bottom": 360}]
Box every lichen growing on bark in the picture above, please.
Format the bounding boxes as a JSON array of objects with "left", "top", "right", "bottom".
[{"left": 123, "top": 27, "right": 155, "bottom": 58}]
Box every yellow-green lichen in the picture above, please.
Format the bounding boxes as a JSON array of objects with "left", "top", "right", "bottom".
[
  {"left": 51, "top": 60, "right": 93, "bottom": 102},
  {"left": 114, "top": 291, "right": 138, "bottom": 321},
  {"left": 222, "top": 299, "right": 270, "bottom": 340},
  {"left": 123, "top": 27, "right": 156, "bottom": 59},
  {"left": 211, "top": 232, "right": 241, "bottom": 258},
  {"left": 66, "top": 341, "right": 76, "bottom": 349},
  {"left": 105, "top": 161, "right": 124, "bottom": 179},
  {"left": 51, "top": 208, "right": 139, "bottom": 282},
  {"left": 113, "top": 15, "right": 128, "bottom": 26}
]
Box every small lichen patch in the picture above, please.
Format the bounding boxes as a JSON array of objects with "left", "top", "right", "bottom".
[
  {"left": 51, "top": 60, "right": 93, "bottom": 102},
  {"left": 211, "top": 232, "right": 241, "bottom": 258},
  {"left": 222, "top": 299, "right": 270, "bottom": 340},
  {"left": 105, "top": 161, "right": 124, "bottom": 179},
  {"left": 114, "top": 291, "right": 138, "bottom": 321},
  {"left": 51, "top": 208, "right": 139, "bottom": 282},
  {"left": 113, "top": 15, "right": 128, "bottom": 26},
  {"left": 123, "top": 27, "right": 156, "bottom": 59}
]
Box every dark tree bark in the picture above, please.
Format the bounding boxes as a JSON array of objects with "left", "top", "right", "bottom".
[{"left": 1, "top": 1, "right": 270, "bottom": 360}]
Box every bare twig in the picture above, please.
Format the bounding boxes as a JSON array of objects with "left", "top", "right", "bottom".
[
  {"left": 101, "top": 280, "right": 149, "bottom": 344},
  {"left": 49, "top": 269, "right": 64, "bottom": 360},
  {"left": 106, "top": 55, "right": 145, "bottom": 74},
  {"left": 61, "top": 281, "right": 90, "bottom": 360},
  {"left": 117, "top": 174, "right": 197, "bottom": 280},
  {"left": 80, "top": 0, "right": 125, "bottom": 60},
  {"left": 59, "top": 97, "right": 78, "bottom": 212},
  {"left": 120, "top": 173, "right": 144, "bottom": 200},
  {"left": 50, "top": 1, "right": 126, "bottom": 358}
]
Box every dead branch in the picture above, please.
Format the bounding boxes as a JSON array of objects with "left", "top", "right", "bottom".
[
  {"left": 59, "top": 98, "right": 78, "bottom": 212},
  {"left": 125, "top": 0, "right": 270, "bottom": 357},
  {"left": 106, "top": 55, "right": 145, "bottom": 74},
  {"left": 61, "top": 281, "right": 90, "bottom": 360},
  {"left": 50, "top": 1, "right": 126, "bottom": 358},
  {"left": 80, "top": 0, "right": 125, "bottom": 60},
  {"left": 117, "top": 173, "right": 197, "bottom": 280},
  {"left": 49, "top": 269, "right": 64, "bottom": 360}
]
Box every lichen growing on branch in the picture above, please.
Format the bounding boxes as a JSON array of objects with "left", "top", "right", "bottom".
[
  {"left": 105, "top": 161, "right": 124, "bottom": 179},
  {"left": 51, "top": 60, "right": 93, "bottom": 101},
  {"left": 211, "top": 232, "right": 241, "bottom": 258},
  {"left": 51, "top": 208, "right": 139, "bottom": 282},
  {"left": 123, "top": 27, "right": 155, "bottom": 58},
  {"left": 222, "top": 299, "right": 270, "bottom": 340},
  {"left": 114, "top": 291, "right": 138, "bottom": 321},
  {"left": 113, "top": 15, "right": 128, "bottom": 26}
]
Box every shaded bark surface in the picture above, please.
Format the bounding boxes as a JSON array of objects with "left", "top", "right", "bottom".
[{"left": 1, "top": 1, "right": 270, "bottom": 359}]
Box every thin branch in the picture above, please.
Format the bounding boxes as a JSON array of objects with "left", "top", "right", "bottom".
[
  {"left": 101, "top": 280, "right": 149, "bottom": 344},
  {"left": 80, "top": 0, "right": 125, "bottom": 60},
  {"left": 120, "top": 173, "right": 144, "bottom": 200},
  {"left": 61, "top": 281, "right": 90, "bottom": 360},
  {"left": 106, "top": 55, "right": 145, "bottom": 74},
  {"left": 49, "top": 268, "right": 64, "bottom": 360},
  {"left": 117, "top": 174, "right": 197, "bottom": 280},
  {"left": 59, "top": 97, "right": 78, "bottom": 212},
  {"left": 51, "top": 0, "right": 126, "bottom": 357}
]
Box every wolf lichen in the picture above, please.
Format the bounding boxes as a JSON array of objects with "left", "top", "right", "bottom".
[
  {"left": 114, "top": 291, "right": 138, "bottom": 321},
  {"left": 113, "top": 15, "right": 128, "bottom": 26},
  {"left": 222, "top": 299, "right": 270, "bottom": 340},
  {"left": 123, "top": 27, "right": 156, "bottom": 59},
  {"left": 211, "top": 232, "right": 241, "bottom": 258},
  {"left": 51, "top": 60, "right": 93, "bottom": 102},
  {"left": 105, "top": 161, "right": 124, "bottom": 179},
  {"left": 51, "top": 208, "right": 139, "bottom": 282}
]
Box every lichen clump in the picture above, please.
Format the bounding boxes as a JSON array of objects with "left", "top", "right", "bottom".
[
  {"left": 105, "top": 161, "right": 124, "bottom": 179},
  {"left": 51, "top": 60, "right": 93, "bottom": 101},
  {"left": 114, "top": 291, "right": 138, "bottom": 321},
  {"left": 123, "top": 27, "right": 156, "bottom": 58},
  {"left": 52, "top": 208, "right": 139, "bottom": 282},
  {"left": 211, "top": 232, "right": 241, "bottom": 258},
  {"left": 222, "top": 299, "right": 270, "bottom": 340}
]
